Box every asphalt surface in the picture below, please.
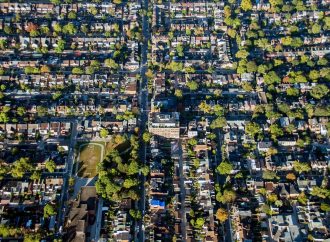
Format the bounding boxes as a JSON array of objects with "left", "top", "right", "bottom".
[
  {"left": 216, "top": 129, "right": 233, "bottom": 242},
  {"left": 57, "top": 120, "right": 78, "bottom": 231},
  {"left": 135, "top": 0, "right": 150, "bottom": 241},
  {"left": 178, "top": 140, "right": 187, "bottom": 241}
]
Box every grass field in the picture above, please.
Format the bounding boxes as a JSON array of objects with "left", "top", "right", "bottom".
[{"left": 77, "top": 143, "right": 104, "bottom": 178}]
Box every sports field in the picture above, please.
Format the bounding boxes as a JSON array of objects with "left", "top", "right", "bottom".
[{"left": 77, "top": 143, "right": 104, "bottom": 178}]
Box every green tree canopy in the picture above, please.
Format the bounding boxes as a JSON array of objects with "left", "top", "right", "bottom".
[
  {"left": 210, "top": 117, "right": 227, "bottom": 129},
  {"left": 264, "top": 71, "right": 281, "bottom": 85},
  {"left": 142, "top": 132, "right": 152, "bottom": 143},
  {"left": 45, "top": 160, "right": 56, "bottom": 173},
  {"left": 216, "top": 189, "right": 236, "bottom": 204},
  {"left": 310, "top": 84, "right": 329, "bottom": 99},
  {"left": 100, "top": 128, "right": 109, "bottom": 138},
  {"left": 262, "top": 170, "right": 278, "bottom": 180},
  {"left": 216, "top": 161, "right": 233, "bottom": 175},
  {"left": 293, "top": 160, "right": 311, "bottom": 174},
  {"left": 44, "top": 203, "right": 56, "bottom": 218},
  {"left": 187, "top": 81, "right": 199, "bottom": 91},
  {"left": 240, "top": 0, "right": 252, "bottom": 11}
]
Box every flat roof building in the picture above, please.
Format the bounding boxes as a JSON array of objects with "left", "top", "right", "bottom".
[{"left": 149, "top": 112, "right": 180, "bottom": 139}]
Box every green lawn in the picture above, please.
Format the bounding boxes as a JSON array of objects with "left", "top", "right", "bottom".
[{"left": 77, "top": 143, "right": 104, "bottom": 178}]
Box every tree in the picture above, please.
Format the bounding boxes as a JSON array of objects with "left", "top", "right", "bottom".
[
  {"left": 269, "top": 124, "right": 283, "bottom": 139},
  {"left": 255, "top": 38, "right": 273, "bottom": 52},
  {"left": 24, "top": 233, "right": 41, "bottom": 242},
  {"left": 72, "top": 67, "right": 84, "bottom": 75},
  {"left": 25, "top": 22, "right": 38, "bottom": 33},
  {"left": 294, "top": 74, "right": 307, "bottom": 83},
  {"left": 216, "top": 161, "right": 233, "bottom": 175},
  {"left": 53, "top": 23, "right": 62, "bottom": 33},
  {"left": 166, "top": 61, "right": 183, "bottom": 72},
  {"left": 210, "top": 117, "right": 226, "bottom": 129},
  {"left": 127, "top": 160, "right": 139, "bottom": 175},
  {"left": 50, "top": 0, "right": 60, "bottom": 4},
  {"left": 80, "top": 24, "right": 89, "bottom": 34},
  {"left": 0, "top": 224, "right": 11, "bottom": 238},
  {"left": 269, "top": 0, "right": 283, "bottom": 7},
  {"left": 216, "top": 189, "right": 236, "bottom": 203},
  {"left": 62, "top": 23, "right": 77, "bottom": 35},
  {"left": 186, "top": 81, "right": 198, "bottom": 91},
  {"left": 267, "top": 193, "right": 278, "bottom": 203},
  {"left": 3, "top": 26, "right": 13, "bottom": 35},
  {"left": 240, "top": 0, "right": 252, "bottom": 11},
  {"left": 142, "top": 132, "right": 152, "bottom": 143},
  {"left": 69, "top": 177, "right": 75, "bottom": 187},
  {"left": 235, "top": 49, "right": 249, "bottom": 59},
  {"left": 262, "top": 170, "right": 277, "bottom": 180},
  {"left": 286, "top": 173, "right": 296, "bottom": 181},
  {"left": 277, "top": 103, "right": 290, "bottom": 114},
  {"left": 16, "top": 107, "right": 26, "bottom": 116},
  {"left": 317, "top": 58, "right": 328, "bottom": 66},
  {"left": 246, "top": 61, "right": 258, "bottom": 73},
  {"left": 67, "top": 11, "right": 77, "bottom": 19},
  {"left": 199, "top": 101, "right": 212, "bottom": 113},
  {"left": 310, "top": 186, "right": 330, "bottom": 199},
  {"left": 286, "top": 87, "right": 299, "bottom": 97},
  {"left": 264, "top": 71, "right": 281, "bottom": 84},
  {"left": 25, "top": 66, "right": 40, "bottom": 74},
  {"left": 30, "top": 30, "right": 39, "bottom": 37},
  {"left": 88, "top": 6, "right": 98, "bottom": 15},
  {"left": 123, "top": 178, "right": 139, "bottom": 189},
  {"left": 145, "top": 69, "right": 153, "bottom": 79},
  {"left": 44, "top": 203, "right": 56, "bottom": 218},
  {"left": 311, "top": 23, "right": 321, "bottom": 34},
  {"left": 140, "top": 165, "right": 149, "bottom": 176},
  {"left": 45, "top": 160, "right": 56, "bottom": 173},
  {"left": 100, "top": 128, "right": 109, "bottom": 138},
  {"left": 293, "top": 160, "right": 311, "bottom": 174},
  {"left": 174, "top": 89, "right": 183, "bottom": 99},
  {"left": 129, "top": 209, "right": 142, "bottom": 219},
  {"left": 257, "top": 64, "right": 269, "bottom": 74},
  {"left": 0, "top": 161, "right": 9, "bottom": 180},
  {"left": 85, "top": 66, "right": 95, "bottom": 75},
  {"left": 275, "top": 200, "right": 283, "bottom": 207},
  {"left": 184, "top": 66, "right": 195, "bottom": 73},
  {"left": 215, "top": 208, "right": 228, "bottom": 223},
  {"left": 188, "top": 138, "right": 198, "bottom": 146},
  {"left": 55, "top": 39, "right": 65, "bottom": 53},
  {"left": 309, "top": 70, "right": 320, "bottom": 80},
  {"left": 320, "top": 203, "right": 330, "bottom": 212},
  {"left": 31, "top": 170, "right": 41, "bottom": 180},
  {"left": 310, "top": 84, "right": 329, "bottom": 99},
  {"left": 245, "top": 122, "right": 261, "bottom": 138},
  {"left": 297, "top": 192, "right": 307, "bottom": 205},
  {"left": 40, "top": 65, "right": 51, "bottom": 73},
  {"left": 194, "top": 217, "right": 205, "bottom": 228},
  {"left": 11, "top": 157, "right": 33, "bottom": 178},
  {"left": 105, "top": 58, "right": 119, "bottom": 69}
]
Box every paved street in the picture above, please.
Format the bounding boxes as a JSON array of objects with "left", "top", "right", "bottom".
[
  {"left": 178, "top": 140, "right": 187, "bottom": 241},
  {"left": 57, "top": 120, "right": 78, "bottom": 231},
  {"left": 216, "top": 129, "right": 233, "bottom": 242},
  {"left": 135, "top": 0, "right": 150, "bottom": 241}
]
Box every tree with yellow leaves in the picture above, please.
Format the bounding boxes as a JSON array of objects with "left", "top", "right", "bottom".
[{"left": 215, "top": 208, "right": 229, "bottom": 223}]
